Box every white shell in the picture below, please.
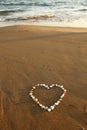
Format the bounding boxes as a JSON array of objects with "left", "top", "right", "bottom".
[
  {"left": 48, "top": 109, "right": 51, "bottom": 112},
  {"left": 33, "top": 86, "right": 36, "bottom": 89},
  {"left": 50, "top": 106, "right": 55, "bottom": 110},
  {"left": 55, "top": 102, "right": 58, "bottom": 105}
]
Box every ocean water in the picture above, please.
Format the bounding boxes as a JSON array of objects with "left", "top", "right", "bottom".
[{"left": 0, "top": 0, "right": 87, "bottom": 27}]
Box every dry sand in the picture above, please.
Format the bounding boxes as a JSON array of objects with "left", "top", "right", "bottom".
[{"left": 0, "top": 25, "right": 87, "bottom": 130}]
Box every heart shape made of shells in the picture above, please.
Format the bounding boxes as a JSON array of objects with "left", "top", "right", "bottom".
[{"left": 29, "top": 84, "right": 66, "bottom": 112}]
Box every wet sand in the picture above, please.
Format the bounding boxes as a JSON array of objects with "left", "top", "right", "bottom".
[{"left": 0, "top": 25, "right": 87, "bottom": 130}]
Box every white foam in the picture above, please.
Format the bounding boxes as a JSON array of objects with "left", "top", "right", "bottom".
[
  {"left": 0, "top": 21, "right": 87, "bottom": 28},
  {"left": 0, "top": 0, "right": 87, "bottom": 28}
]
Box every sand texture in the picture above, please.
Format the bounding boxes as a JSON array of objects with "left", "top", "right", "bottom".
[{"left": 0, "top": 26, "right": 87, "bottom": 130}]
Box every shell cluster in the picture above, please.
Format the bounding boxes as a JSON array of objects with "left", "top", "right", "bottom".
[{"left": 29, "top": 84, "right": 67, "bottom": 112}]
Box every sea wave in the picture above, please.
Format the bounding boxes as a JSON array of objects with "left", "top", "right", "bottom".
[
  {"left": 0, "top": 2, "right": 52, "bottom": 6},
  {"left": 0, "top": 10, "right": 24, "bottom": 15},
  {"left": 4, "top": 15, "right": 55, "bottom": 21},
  {"left": 22, "top": 15, "right": 55, "bottom": 20},
  {"left": 0, "top": 0, "right": 87, "bottom": 27},
  {"left": 78, "top": 9, "right": 87, "bottom": 11}
]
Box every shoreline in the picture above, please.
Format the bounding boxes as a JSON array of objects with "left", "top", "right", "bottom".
[
  {"left": 0, "top": 21, "right": 87, "bottom": 29},
  {"left": 0, "top": 24, "right": 87, "bottom": 33}
]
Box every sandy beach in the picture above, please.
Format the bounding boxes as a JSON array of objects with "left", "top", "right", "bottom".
[{"left": 0, "top": 25, "right": 87, "bottom": 130}]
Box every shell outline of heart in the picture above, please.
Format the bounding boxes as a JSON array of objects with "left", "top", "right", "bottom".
[{"left": 29, "top": 84, "right": 67, "bottom": 112}]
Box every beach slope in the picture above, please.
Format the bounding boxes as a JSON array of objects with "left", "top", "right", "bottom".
[{"left": 0, "top": 26, "right": 87, "bottom": 130}]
